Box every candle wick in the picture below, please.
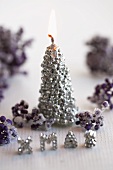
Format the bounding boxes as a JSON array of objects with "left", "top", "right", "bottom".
[
  {"left": 51, "top": 37, "right": 54, "bottom": 44},
  {"left": 48, "top": 34, "right": 54, "bottom": 44}
]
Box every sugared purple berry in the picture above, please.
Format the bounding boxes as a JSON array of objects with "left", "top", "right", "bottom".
[
  {"left": 6, "top": 119, "right": 12, "bottom": 125},
  {"left": 0, "top": 116, "right": 6, "bottom": 122},
  {"left": 11, "top": 100, "right": 29, "bottom": 128}
]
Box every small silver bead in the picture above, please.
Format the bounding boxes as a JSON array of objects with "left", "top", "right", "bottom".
[
  {"left": 18, "top": 148, "right": 23, "bottom": 155},
  {"left": 17, "top": 137, "right": 22, "bottom": 144}
]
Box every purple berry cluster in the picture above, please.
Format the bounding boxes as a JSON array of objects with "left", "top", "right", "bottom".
[
  {"left": 12, "top": 100, "right": 55, "bottom": 131},
  {"left": 75, "top": 101, "right": 109, "bottom": 131},
  {"left": 31, "top": 108, "right": 55, "bottom": 131},
  {"left": 12, "top": 100, "right": 29, "bottom": 128},
  {"left": 0, "top": 116, "right": 18, "bottom": 145},
  {"left": 86, "top": 36, "right": 113, "bottom": 75},
  {"left": 0, "top": 26, "right": 33, "bottom": 102},
  {"left": 88, "top": 79, "right": 113, "bottom": 109}
]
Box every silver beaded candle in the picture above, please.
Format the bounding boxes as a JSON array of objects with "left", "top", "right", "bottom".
[{"left": 38, "top": 35, "right": 78, "bottom": 126}]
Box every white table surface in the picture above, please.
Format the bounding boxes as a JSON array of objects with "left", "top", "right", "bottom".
[{"left": 0, "top": 0, "right": 113, "bottom": 170}]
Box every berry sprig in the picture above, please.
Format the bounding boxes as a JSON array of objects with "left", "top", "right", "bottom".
[
  {"left": 88, "top": 79, "right": 113, "bottom": 109},
  {"left": 75, "top": 101, "right": 109, "bottom": 131},
  {"left": 0, "top": 26, "right": 33, "bottom": 102},
  {"left": 86, "top": 36, "right": 113, "bottom": 75},
  {"left": 12, "top": 100, "right": 55, "bottom": 131},
  {"left": 0, "top": 116, "right": 17, "bottom": 145}
]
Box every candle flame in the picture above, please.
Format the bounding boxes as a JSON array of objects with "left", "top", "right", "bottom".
[{"left": 48, "top": 9, "right": 57, "bottom": 42}]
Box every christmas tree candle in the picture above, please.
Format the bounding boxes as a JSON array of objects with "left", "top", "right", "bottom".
[{"left": 38, "top": 10, "right": 78, "bottom": 126}]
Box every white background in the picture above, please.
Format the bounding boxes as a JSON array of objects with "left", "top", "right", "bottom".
[{"left": 0, "top": 0, "right": 113, "bottom": 170}]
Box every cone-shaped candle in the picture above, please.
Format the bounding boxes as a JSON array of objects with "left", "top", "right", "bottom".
[
  {"left": 38, "top": 10, "right": 78, "bottom": 126},
  {"left": 38, "top": 34, "right": 78, "bottom": 125}
]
